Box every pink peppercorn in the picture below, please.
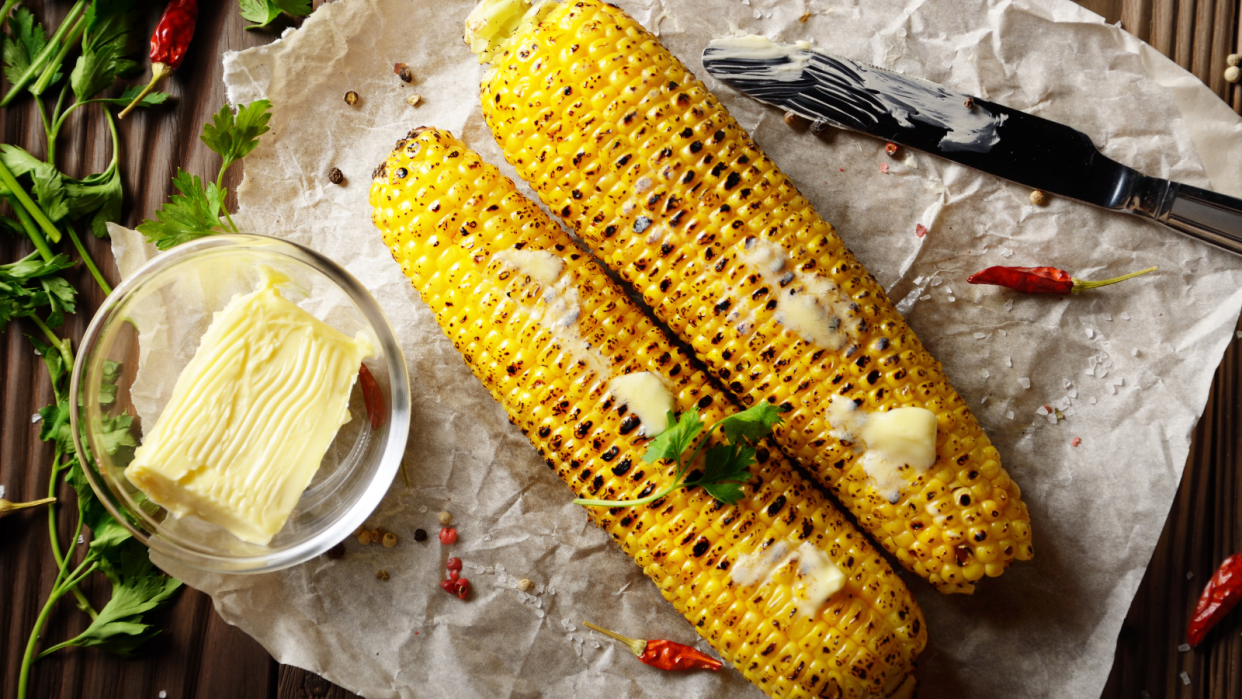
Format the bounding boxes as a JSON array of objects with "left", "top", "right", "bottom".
[
  {"left": 915, "top": 224, "right": 927, "bottom": 238},
  {"left": 1072, "top": 437, "right": 1082, "bottom": 447},
  {"left": 439, "top": 527, "right": 457, "bottom": 545},
  {"left": 447, "top": 557, "right": 463, "bottom": 573},
  {"left": 439, "top": 579, "right": 456, "bottom": 593},
  {"left": 455, "top": 578, "right": 470, "bottom": 599}
]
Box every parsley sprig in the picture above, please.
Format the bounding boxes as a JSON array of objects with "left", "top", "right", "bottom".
[
  {"left": 573, "top": 403, "right": 784, "bottom": 508},
  {"left": 138, "top": 99, "right": 272, "bottom": 249},
  {"left": 16, "top": 342, "right": 179, "bottom": 699}
]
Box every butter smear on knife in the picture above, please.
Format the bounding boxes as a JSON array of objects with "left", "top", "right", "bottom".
[{"left": 125, "top": 278, "right": 373, "bottom": 545}]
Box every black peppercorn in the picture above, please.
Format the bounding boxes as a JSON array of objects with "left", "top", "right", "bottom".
[
  {"left": 328, "top": 167, "right": 344, "bottom": 185},
  {"left": 413, "top": 528, "right": 428, "bottom": 542}
]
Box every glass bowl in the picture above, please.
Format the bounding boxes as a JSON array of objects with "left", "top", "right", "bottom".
[{"left": 69, "top": 234, "right": 410, "bottom": 574}]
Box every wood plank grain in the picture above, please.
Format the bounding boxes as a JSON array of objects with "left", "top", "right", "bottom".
[{"left": 2, "top": 2, "right": 1240, "bottom": 699}]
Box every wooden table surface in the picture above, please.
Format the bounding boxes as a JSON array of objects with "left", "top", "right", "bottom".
[{"left": 0, "top": 1, "right": 1238, "bottom": 698}]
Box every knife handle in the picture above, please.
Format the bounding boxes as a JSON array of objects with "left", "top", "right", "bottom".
[{"left": 1148, "top": 182, "right": 1242, "bottom": 256}]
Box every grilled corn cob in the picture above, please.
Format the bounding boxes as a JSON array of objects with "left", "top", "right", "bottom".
[
  {"left": 371, "top": 128, "right": 925, "bottom": 699},
  {"left": 470, "top": 0, "right": 1033, "bottom": 594}
]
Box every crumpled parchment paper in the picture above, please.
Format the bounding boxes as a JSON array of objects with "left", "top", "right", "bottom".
[{"left": 108, "top": 0, "right": 1242, "bottom": 696}]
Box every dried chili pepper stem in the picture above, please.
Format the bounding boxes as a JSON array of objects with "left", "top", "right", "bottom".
[
  {"left": 0, "top": 497, "right": 56, "bottom": 518},
  {"left": 583, "top": 622, "right": 647, "bottom": 657},
  {"left": 120, "top": 0, "right": 199, "bottom": 119},
  {"left": 1188, "top": 553, "right": 1242, "bottom": 647},
  {"left": 967, "top": 265, "right": 1156, "bottom": 295},
  {"left": 583, "top": 622, "right": 723, "bottom": 671}
]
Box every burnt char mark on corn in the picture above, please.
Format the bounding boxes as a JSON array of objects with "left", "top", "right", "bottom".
[
  {"left": 369, "top": 127, "right": 925, "bottom": 699},
  {"left": 478, "top": 0, "right": 1032, "bottom": 596}
]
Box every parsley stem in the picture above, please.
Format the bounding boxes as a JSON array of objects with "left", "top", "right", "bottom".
[
  {"left": 65, "top": 224, "right": 112, "bottom": 295},
  {"left": 46, "top": 453, "right": 97, "bottom": 620},
  {"left": 5, "top": 196, "right": 56, "bottom": 262},
  {"left": 29, "top": 314, "right": 74, "bottom": 369},
  {"left": 572, "top": 480, "right": 682, "bottom": 508},
  {"left": 0, "top": 0, "right": 19, "bottom": 32},
  {"left": 30, "top": 12, "right": 88, "bottom": 98},
  {"left": 0, "top": 159, "right": 62, "bottom": 244},
  {"left": 0, "top": 0, "right": 88, "bottom": 107}
]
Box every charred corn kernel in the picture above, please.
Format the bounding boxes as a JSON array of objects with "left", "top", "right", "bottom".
[
  {"left": 473, "top": 0, "right": 1031, "bottom": 593},
  {"left": 370, "top": 128, "right": 924, "bottom": 699}
]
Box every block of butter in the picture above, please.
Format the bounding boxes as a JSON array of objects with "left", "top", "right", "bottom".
[{"left": 126, "top": 280, "right": 373, "bottom": 545}]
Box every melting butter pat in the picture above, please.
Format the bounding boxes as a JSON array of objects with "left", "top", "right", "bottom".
[
  {"left": 860, "top": 408, "right": 938, "bottom": 470},
  {"left": 125, "top": 283, "right": 373, "bottom": 545},
  {"left": 609, "top": 372, "right": 674, "bottom": 436},
  {"left": 731, "top": 540, "right": 845, "bottom": 617}
]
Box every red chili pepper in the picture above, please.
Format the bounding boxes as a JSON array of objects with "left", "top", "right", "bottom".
[
  {"left": 583, "top": 622, "right": 722, "bottom": 672},
  {"left": 357, "top": 363, "right": 386, "bottom": 430},
  {"left": 966, "top": 265, "right": 1156, "bottom": 295},
  {"left": 1188, "top": 553, "right": 1242, "bottom": 647},
  {"left": 119, "top": 0, "right": 198, "bottom": 119}
]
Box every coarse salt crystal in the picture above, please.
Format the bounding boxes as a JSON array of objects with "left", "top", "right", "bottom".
[
  {"left": 945, "top": 287, "right": 954, "bottom": 295},
  {"left": 753, "top": 9, "right": 760, "bottom": 17},
  {"left": 920, "top": 294, "right": 932, "bottom": 301},
  {"left": 1103, "top": 313, "right": 1112, "bottom": 321},
  {"left": 946, "top": 296, "right": 956, "bottom": 302},
  {"left": 998, "top": 329, "right": 1006, "bottom": 336},
  {"left": 1180, "top": 671, "right": 1190, "bottom": 686},
  {"left": 931, "top": 277, "right": 943, "bottom": 287},
  {"left": 31, "top": 413, "right": 41, "bottom": 423},
  {"left": 1089, "top": 397, "right": 1097, "bottom": 405},
  {"left": 1131, "top": 348, "right": 1139, "bottom": 356},
  {"left": 418, "top": 505, "right": 427, "bottom": 513},
  {"left": 981, "top": 369, "right": 990, "bottom": 378},
  {"left": 1006, "top": 410, "right": 1015, "bottom": 420},
  {"left": 913, "top": 276, "right": 925, "bottom": 285},
  {"left": 974, "top": 333, "right": 986, "bottom": 340},
  {"left": 1187, "top": 571, "right": 1194, "bottom": 580},
  {"left": 1121, "top": 311, "right": 1131, "bottom": 320},
  {"left": 981, "top": 396, "right": 988, "bottom": 404},
  {"left": 1178, "top": 643, "right": 1190, "bottom": 652},
  {"left": 1005, "top": 357, "right": 1012, "bottom": 367},
  {"left": 0, "top": 485, "right": 5, "bottom": 499},
  {"left": 1085, "top": 366, "right": 1095, "bottom": 376},
  {"left": 78, "top": 534, "right": 85, "bottom": 544},
  {"left": 1108, "top": 384, "right": 1116, "bottom": 395},
  {"left": 1018, "top": 377, "right": 1031, "bottom": 389},
  {"left": 159, "top": 693, "right": 168, "bottom": 699},
  {"left": 1063, "top": 379, "right": 1073, "bottom": 389},
  {"left": 1085, "top": 328, "right": 1094, "bottom": 339},
  {"left": 1069, "top": 389, "right": 1078, "bottom": 398},
  {"left": 1003, "top": 299, "right": 1014, "bottom": 312}
]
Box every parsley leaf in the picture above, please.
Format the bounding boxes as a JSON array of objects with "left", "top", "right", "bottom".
[
  {"left": 696, "top": 441, "right": 756, "bottom": 505},
  {"left": 2, "top": 8, "right": 55, "bottom": 88},
  {"left": 240, "top": 0, "right": 312, "bottom": 29},
  {"left": 200, "top": 100, "right": 273, "bottom": 176},
  {"left": 239, "top": 0, "right": 283, "bottom": 27},
  {"left": 0, "top": 255, "right": 77, "bottom": 329},
  {"left": 65, "top": 164, "right": 123, "bottom": 237},
  {"left": 72, "top": 1, "right": 140, "bottom": 102},
  {"left": 91, "top": 84, "right": 170, "bottom": 108},
  {"left": 642, "top": 409, "right": 701, "bottom": 465},
  {"left": 1, "top": 144, "right": 70, "bottom": 222},
  {"left": 719, "top": 402, "right": 785, "bottom": 445},
  {"left": 136, "top": 170, "right": 228, "bottom": 250}
]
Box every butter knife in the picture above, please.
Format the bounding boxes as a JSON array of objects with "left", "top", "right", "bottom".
[{"left": 701, "top": 36, "right": 1242, "bottom": 256}]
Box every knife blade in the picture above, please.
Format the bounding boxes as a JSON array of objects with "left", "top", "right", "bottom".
[{"left": 701, "top": 35, "right": 1242, "bottom": 256}]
